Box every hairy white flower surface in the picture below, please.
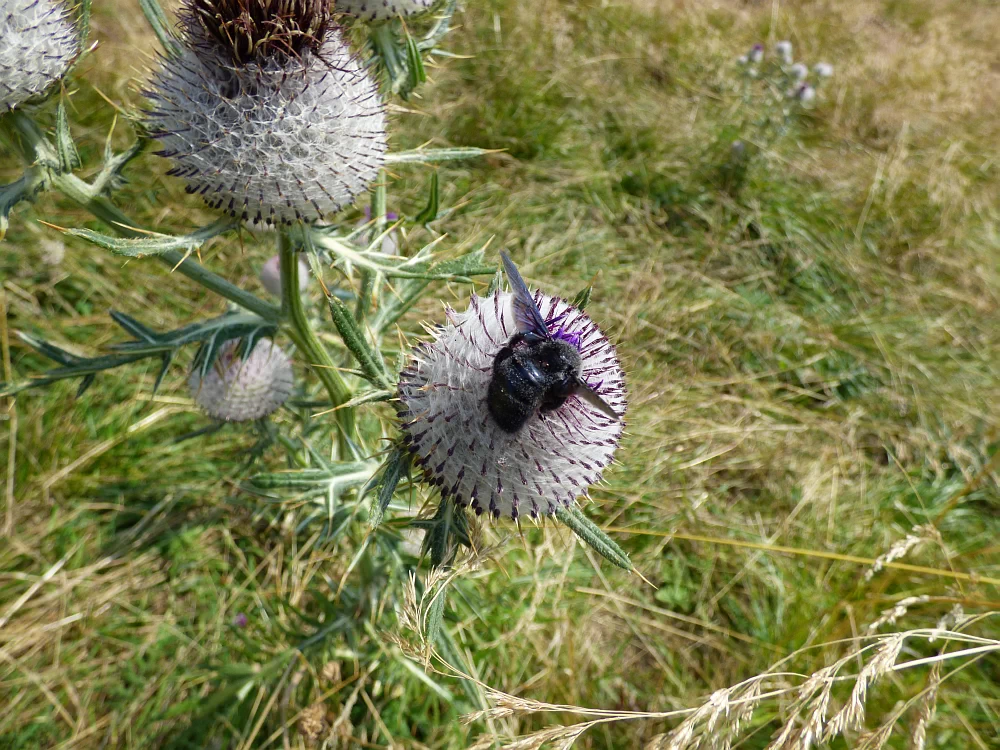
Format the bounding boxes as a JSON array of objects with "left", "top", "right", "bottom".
[
  {"left": 336, "top": 0, "right": 435, "bottom": 21},
  {"left": 0, "top": 0, "right": 79, "bottom": 111},
  {"left": 146, "top": 1, "right": 386, "bottom": 225},
  {"left": 189, "top": 339, "right": 294, "bottom": 421},
  {"left": 399, "top": 291, "right": 626, "bottom": 521},
  {"left": 790, "top": 62, "right": 808, "bottom": 81}
]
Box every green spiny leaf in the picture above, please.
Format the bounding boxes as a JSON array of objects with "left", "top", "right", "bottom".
[
  {"left": 384, "top": 147, "right": 496, "bottom": 164},
  {"left": 248, "top": 463, "right": 373, "bottom": 491},
  {"left": 139, "top": 0, "right": 182, "bottom": 57},
  {"left": 327, "top": 295, "right": 393, "bottom": 389},
  {"left": 415, "top": 171, "right": 440, "bottom": 225},
  {"left": 571, "top": 286, "right": 592, "bottom": 310},
  {"left": 55, "top": 98, "right": 80, "bottom": 174},
  {"left": 367, "top": 445, "right": 409, "bottom": 529},
  {"left": 67, "top": 217, "right": 235, "bottom": 258},
  {"left": 555, "top": 504, "right": 632, "bottom": 571},
  {"left": 0, "top": 170, "right": 45, "bottom": 242}
]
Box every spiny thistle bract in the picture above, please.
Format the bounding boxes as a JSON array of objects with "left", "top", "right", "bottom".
[
  {"left": 335, "top": 0, "right": 435, "bottom": 22},
  {"left": 398, "top": 289, "right": 626, "bottom": 521},
  {"left": 188, "top": 339, "right": 294, "bottom": 421},
  {"left": 145, "top": 0, "right": 387, "bottom": 225},
  {"left": 0, "top": 0, "right": 80, "bottom": 111}
]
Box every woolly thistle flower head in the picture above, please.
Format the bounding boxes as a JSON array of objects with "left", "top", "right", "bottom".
[
  {"left": 145, "top": 0, "right": 387, "bottom": 225},
  {"left": 189, "top": 338, "right": 294, "bottom": 421},
  {"left": 793, "top": 81, "right": 816, "bottom": 103},
  {"left": 747, "top": 43, "right": 764, "bottom": 64},
  {"left": 775, "top": 40, "right": 793, "bottom": 64},
  {"left": 398, "top": 265, "right": 627, "bottom": 521},
  {"left": 1, "top": 0, "right": 80, "bottom": 111},
  {"left": 814, "top": 62, "right": 833, "bottom": 79},
  {"left": 335, "top": 0, "right": 435, "bottom": 22},
  {"left": 790, "top": 62, "right": 808, "bottom": 81}
]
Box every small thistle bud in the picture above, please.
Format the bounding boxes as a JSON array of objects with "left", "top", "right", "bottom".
[
  {"left": 814, "top": 62, "right": 834, "bottom": 78},
  {"left": 775, "top": 40, "right": 793, "bottom": 64},
  {"left": 1, "top": 0, "right": 80, "bottom": 111},
  {"left": 790, "top": 62, "right": 808, "bottom": 80},
  {"left": 335, "top": 0, "right": 435, "bottom": 22},
  {"left": 747, "top": 43, "right": 764, "bottom": 64},
  {"left": 259, "top": 254, "right": 310, "bottom": 296},
  {"left": 145, "top": 0, "right": 387, "bottom": 225},
  {"left": 793, "top": 81, "right": 816, "bottom": 103},
  {"left": 188, "top": 338, "right": 294, "bottom": 421},
  {"left": 355, "top": 206, "right": 399, "bottom": 255},
  {"left": 398, "top": 288, "right": 626, "bottom": 521}
]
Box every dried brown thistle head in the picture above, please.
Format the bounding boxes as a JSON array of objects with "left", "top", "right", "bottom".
[{"left": 185, "top": 0, "right": 331, "bottom": 66}]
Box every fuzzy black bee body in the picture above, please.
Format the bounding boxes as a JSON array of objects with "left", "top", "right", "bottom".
[
  {"left": 488, "top": 333, "right": 583, "bottom": 433},
  {"left": 486, "top": 253, "right": 620, "bottom": 434}
]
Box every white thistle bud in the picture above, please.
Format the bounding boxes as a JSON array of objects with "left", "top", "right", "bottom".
[
  {"left": 775, "top": 40, "right": 793, "bottom": 64},
  {"left": 814, "top": 62, "right": 833, "bottom": 79},
  {"left": 398, "top": 289, "right": 626, "bottom": 521},
  {"left": 794, "top": 81, "right": 816, "bottom": 103},
  {"left": 335, "top": 0, "right": 435, "bottom": 22},
  {"left": 188, "top": 338, "right": 294, "bottom": 421},
  {"left": 145, "top": 0, "right": 387, "bottom": 225},
  {"left": 259, "top": 254, "right": 310, "bottom": 296},
  {"left": 1, "top": 0, "right": 80, "bottom": 111},
  {"left": 790, "top": 62, "right": 808, "bottom": 80},
  {"left": 354, "top": 207, "right": 399, "bottom": 255},
  {"left": 747, "top": 43, "right": 763, "bottom": 64}
]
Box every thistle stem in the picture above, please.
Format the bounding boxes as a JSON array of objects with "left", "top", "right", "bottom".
[
  {"left": 1, "top": 110, "right": 280, "bottom": 322},
  {"left": 278, "top": 231, "right": 354, "bottom": 454}
]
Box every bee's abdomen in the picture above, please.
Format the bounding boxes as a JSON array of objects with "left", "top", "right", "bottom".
[{"left": 487, "top": 354, "right": 544, "bottom": 433}]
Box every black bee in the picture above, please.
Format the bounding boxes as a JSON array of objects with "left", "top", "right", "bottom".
[{"left": 486, "top": 252, "right": 620, "bottom": 433}]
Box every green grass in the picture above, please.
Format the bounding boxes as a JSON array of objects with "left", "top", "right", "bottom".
[{"left": 2, "top": 0, "right": 999, "bottom": 748}]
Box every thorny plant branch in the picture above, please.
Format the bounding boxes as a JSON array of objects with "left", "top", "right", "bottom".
[
  {"left": 1, "top": 110, "right": 281, "bottom": 322},
  {"left": 278, "top": 230, "right": 355, "bottom": 456}
]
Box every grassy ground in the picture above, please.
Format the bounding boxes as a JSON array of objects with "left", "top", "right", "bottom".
[{"left": 2, "top": 0, "right": 999, "bottom": 748}]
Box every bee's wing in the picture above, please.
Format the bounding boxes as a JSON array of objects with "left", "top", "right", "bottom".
[
  {"left": 501, "top": 252, "right": 550, "bottom": 338},
  {"left": 573, "top": 379, "right": 621, "bottom": 421}
]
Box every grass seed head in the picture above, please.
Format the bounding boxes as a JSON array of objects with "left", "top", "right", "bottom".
[{"left": 0, "top": 0, "right": 80, "bottom": 111}]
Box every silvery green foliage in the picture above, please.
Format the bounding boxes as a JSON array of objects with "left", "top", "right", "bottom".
[
  {"left": 336, "top": 0, "right": 435, "bottom": 21},
  {"left": 0, "top": 0, "right": 80, "bottom": 111},
  {"left": 398, "top": 290, "right": 626, "bottom": 521},
  {"left": 145, "top": 0, "right": 387, "bottom": 225},
  {"left": 189, "top": 339, "right": 294, "bottom": 421}
]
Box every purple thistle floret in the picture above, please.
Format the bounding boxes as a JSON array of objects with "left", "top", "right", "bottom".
[{"left": 398, "top": 290, "right": 626, "bottom": 521}]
